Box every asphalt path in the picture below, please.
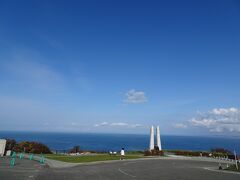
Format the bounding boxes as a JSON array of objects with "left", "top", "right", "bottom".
[
  {"left": 0, "top": 157, "right": 239, "bottom": 180},
  {"left": 0, "top": 157, "right": 45, "bottom": 180}
]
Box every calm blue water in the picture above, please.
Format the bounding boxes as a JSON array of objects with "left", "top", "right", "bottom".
[{"left": 0, "top": 131, "right": 239, "bottom": 154}]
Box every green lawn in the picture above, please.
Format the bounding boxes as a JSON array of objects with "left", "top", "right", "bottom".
[{"left": 45, "top": 154, "right": 143, "bottom": 163}]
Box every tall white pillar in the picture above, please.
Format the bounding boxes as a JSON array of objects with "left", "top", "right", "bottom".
[
  {"left": 149, "top": 126, "right": 154, "bottom": 151},
  {"left": 156, "top": 126, "right": 162, "bottom": 150}
]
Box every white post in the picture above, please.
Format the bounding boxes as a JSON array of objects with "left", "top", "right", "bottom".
[
  {"left": 234, "top": 150, "right": 238, "bottom": 170},
  {"left": 149, "top": 126, "right": 154, "bottom": 151},
  {"left": 156, "top": 126, "right": 162, "bottom": 151}
]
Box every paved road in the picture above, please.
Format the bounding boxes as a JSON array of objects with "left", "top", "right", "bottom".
[
  {"left": 0, "top": 157, "right": 45, "bottom": 180},
  {"left": 1, "top": 157, "right": 239, "bottom": 180}
]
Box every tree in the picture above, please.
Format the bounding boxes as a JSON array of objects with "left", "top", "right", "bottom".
[
  {"left": 5, "top": 139, "right": 19, "bottom": 152},
  {"left": 5, "top": 139, "right": 52, "bottom": 154}
]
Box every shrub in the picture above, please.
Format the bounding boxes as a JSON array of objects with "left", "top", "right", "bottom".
[
  {"left": 144, "top": 150, "right": 164, "bottom": 156},
  {"left": 69, "top": 146, "right": 81, "bottom": 153},
  {"left": 5, "top": 139, "right": 52, "bottom": 154},
  {"left": 144, "top": 150, "right": 152, "bottom": 156},
  {"left": 211, "top": 148, "right": 232, "bottom": 155},
  {"left": 5, "top": 139, "right": 17, "bottom": 151},
  {"left": 175, "top": 150, "right": 200, "bottom": 156},
  {"left": 168, "top": 150, "right": 211, "bottom": 157}
]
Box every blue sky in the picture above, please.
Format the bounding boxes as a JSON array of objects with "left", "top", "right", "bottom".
[{"left": 0, "top": 0, "right": 240, "bottom": 135}]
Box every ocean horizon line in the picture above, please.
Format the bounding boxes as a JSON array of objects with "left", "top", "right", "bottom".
[{"left": 1, "top": 130, "right": 240, "bottom": 139}]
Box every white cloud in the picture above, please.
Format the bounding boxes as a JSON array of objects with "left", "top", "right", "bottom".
[
  {"left": 110, "top": 122, "right": 128, "bottom": 126},
  {"left": 124, "top": 89, "right": 148, "bottom": 104},
  {"left": 190, "top": 118, "right": 217, "bottom": 127},
  {"left": 94, "top": 122, "right": 109, "bottom": 127},
  {"left": 189, "top": 107, "right": 240, "bottom": 133},
  {"left": 129, "top": 124, "right": 142, "bottom": 128},
  {"left": 94, "top": 122, "right": 142, "bottom": 128},
  {"left": 172, "top": 123, "right": 187, "bottom": 129}
]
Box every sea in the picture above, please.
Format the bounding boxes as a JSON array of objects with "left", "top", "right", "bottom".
[{"left": 0, "top": 131, "right": 239, "bottom": 154}]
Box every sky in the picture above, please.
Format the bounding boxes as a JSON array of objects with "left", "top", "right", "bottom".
[{"left": 0, "top": 0, "right": 240, "bottom": 135}]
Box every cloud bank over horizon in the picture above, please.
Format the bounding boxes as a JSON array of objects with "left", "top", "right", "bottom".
[{"left": 189, "top": 107, "right": 240, "bottom": 133}]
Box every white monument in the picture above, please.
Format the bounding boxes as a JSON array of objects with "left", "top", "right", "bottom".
[
  {"left": 149, "top": 126, "right": 154, "bottom": 150},
  {"left": 149, "top": 126, "right": 162, "bottom": 151},
  {"left": 156, "top": 126, "right": 162, "bottom": 150},
  {"left": 0, "top": 139, "right": 6, "bottom": 156}
]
